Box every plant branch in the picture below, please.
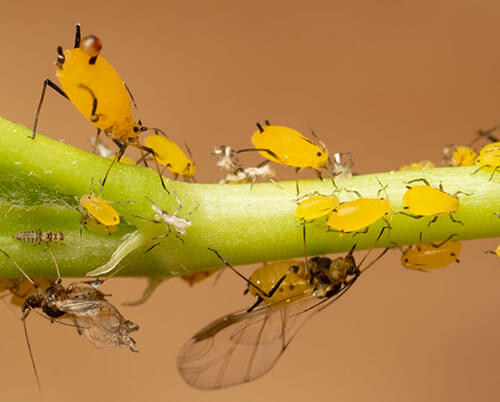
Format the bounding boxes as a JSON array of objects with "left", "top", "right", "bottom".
[{"left": 0, "top": 116, "right": 498, "bottom": 279}]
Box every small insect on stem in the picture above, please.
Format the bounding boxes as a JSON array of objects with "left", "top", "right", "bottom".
[{"left": 12, "top": 229, "right": 64, "bottom": 245}]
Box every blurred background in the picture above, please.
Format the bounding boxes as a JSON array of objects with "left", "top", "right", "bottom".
[{"left": 0, "top": 0, "right": 500, "bottom": 401}]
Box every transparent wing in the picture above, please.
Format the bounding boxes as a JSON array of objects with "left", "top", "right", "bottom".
[
  {"left": 57, "top": 299, "right": 138, "bottom": 350},
  {"left": 177, "top": 294, "right": 330, "bottom": 390}
]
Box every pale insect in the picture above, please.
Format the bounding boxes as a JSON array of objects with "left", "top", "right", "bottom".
[
  {"left": 220, "top": 162, "right": 276, "bottom": 186},
  {"left": 13, "top": 229, "right": 64, "bottom": 245},
  {"left": 134, "top": 193, "right": 195, "bottom": 239},
  {"left": 177, "top": 244, "right": 388, "bottom": 390},
  {"left": 330, "top": 152, "right": 354, "bottom": 178},
  {"left": 0, "top": 244, "right": 156, "bottom": 390},
  {"left": 214, "top": 145, "right": 239, "bottom": 172}
]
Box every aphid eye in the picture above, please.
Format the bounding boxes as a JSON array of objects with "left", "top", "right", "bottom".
[
  {"left": 316, "top": 152, "right": 322, "bottom": 157},
  {"left": 80, "top": 35, "right": 103, "bottom": 61},
  {"left": 290, "top": 265, "right": 300, "bottom": 274},
  {"left": 133, "top": 126, "right": 140, "bottom": 133},
  {"left": 404, "top": 258, "right": 409, "bottom": 263}
]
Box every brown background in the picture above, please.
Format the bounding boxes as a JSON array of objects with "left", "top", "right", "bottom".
[{"left": 1, "top": 0, "right": 500, "bottom": 401}]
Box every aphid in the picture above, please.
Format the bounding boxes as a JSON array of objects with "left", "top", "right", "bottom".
[
  {"left": 442, "top": 145, "right": 477, "bottom": 167},
  {"left": 473, "top": 142, "right": 500, "bottom": 180},
  {"left": 239, "top": 121, "right": 329, "bottom": 194},
  {"left": 13, "top": 229, "right": 64, "bottom": 245},
  {"left": 400, "top": 233, "right": 461, "bottom": 271},
  {"left": 220, "top": 162, "right": 276, "bottom": 186},
  {"left": 327, "top": 179, "right": 391, "bottom": 235},
  {"left": 399, "top": 160, "right": 435, "bottom": 171},
  {"left": 0, "top": 243, "right": 157, "bottom": 390},
  {"left": 143, "top": 135, "right": 196, "bottom": 181},
  {"left": 32, "top": 24, "right": 169, "bottom": 192},
  {"left": 177, "top": 245, "right": 388, "bottom": 389},
  {"left": 401, "top": 178, "right": 467, "bottom": 225},
  {"left": 134, "top": 194, "right": 194, "bottom": 239},
  {"left": 295, "top": 193, "right": 340, "bottom": 222},
  {"left": 214, "top": 145, "right": 239, "bottom": 172},
  {"left": 78, "top": 181, "right": 121, "bottom": 227}
]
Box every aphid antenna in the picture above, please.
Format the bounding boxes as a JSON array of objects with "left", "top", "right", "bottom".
[
  {"left": 123, "top": 82, "right": 142, "bottom": 124},
  {"left": 375, "top": 176, "right": 389, "bottom": 199},
  {"left": 44, "top": 244, "right": 61, "bottom": 282},
  {"left": 356, "top": 225, "right": 391, "bottom": 272},
  {"left": 407, "top": 177, "right": 431, "bottom": 186},
  {"left": 426, "top": 233, "right": 459, "bottom": 248},
  {"left": 22, "top": 309, "right": 41, "bottom": 392},
  {"left": 472, "top": 124, "right": 500, "bottom": 145},
  {"left": 207, "top": 248, "right": 286, "bottom": 299},
  {"left": 74, "top": 23, "right": 81, "bottom": 48},
  {"left": 0, "top": 249, "right": 36, "bottom": 287}
]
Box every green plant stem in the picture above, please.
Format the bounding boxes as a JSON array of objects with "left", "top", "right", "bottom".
[{"left": 0, "top": 116, "right": 499, "bottom": 279}]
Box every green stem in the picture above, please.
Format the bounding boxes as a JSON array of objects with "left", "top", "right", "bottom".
[{"left": 0, "top": 116, "right": 498, "bottom": 279}]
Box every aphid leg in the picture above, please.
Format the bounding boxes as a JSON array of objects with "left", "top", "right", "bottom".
[
  {"left": 101, "top": 146, "right": 127, "bottom": 188},
  {"left": 22, "top": 309, "right": 41, "bottom": 392},
  {"left": 397, "top": 211, "right": 424, "bottom": 220},
  {"left": 208, "top": 248, "right": 287, "bottom": 298},
  {"left": 247, "top": 295, "right": 264, "bottom": 313},
  {"left": 471, "top": 165, "right": 487, "bottom": 176},
  {"left": 295, "top": 167, "right": 301, "bottom": 196},
  {"left": 130, "top": 143, "right": 170, "bottom": 193},
  {"left": 407, "top": 178, "right": 431, "bottom": 186},
  {"left": 352, "top": 227, "right": 369, "bottom": 237},
  {"left": 32, "top": 79, "right": 69, "bottom": 139},
  {"left": 452, "top": 190, "right": 473, "bottom": 197},
  {"left": 489, "top": 166, "right": 499, "bottom": 181},
  {"left": 448, "top": 214, "right": 464, "bottom": 226},
  {"left": 343, "top": 188, "right": 363, "bottom": 198},
  {"left": 427, "top": 216, "right": 439, "bottom": 227},
  {"left": 430, "top": 233, "right": 459, "bottom": 248},
  {"left": 302, "top": 223, "right": 309, "bottom": 271},
  {"left": 44, "top": 244, "right": 61, "bottom": 283}
]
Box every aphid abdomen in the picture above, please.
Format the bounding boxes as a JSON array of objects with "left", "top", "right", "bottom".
[
  {"left": 327, "top": 198, "right": 390, "bottom": 232},
  {"left": 403, "top": 186, "right": 459, "bottom": 216}
]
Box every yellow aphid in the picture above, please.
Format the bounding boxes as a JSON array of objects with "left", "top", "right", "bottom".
[
  {"left": 451, "top": 146, "right": 477, "bottom": 167},
  {"left": 33, "top": 24, "right": 169, "bottom": 192},
  {"left": 401, "top": 237, "right": 461, "bottom": 271},
  {"left": 145, "top": 135, "right": 196, "bottom": 180},
  {"left": 401, "top": 179, "right": 465, "bottom": 225},
  {"left": 251, "top": 123, "right": 329, "bottom": 170},
  {"left": 399, "top": 160, "right": 435, "bottom": 171},
  {"left": 474, "top": 142, "right": 500, "bottom": 180},
  {"left": 295, "top": 194, "right": 340, "bottom": 221},
  {"left": 327, "top": 198, "right": 391, "bottom": 233},
  {"left": 80, "top": 193, "right": 120, "bottom": 226}
]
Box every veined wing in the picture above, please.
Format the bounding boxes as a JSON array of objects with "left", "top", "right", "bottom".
[
  {"left": 56, "top": 298, "right": 138, "bottom": 350},
  {"left": 177, "top": 292, "right": 333, "bottom": 390}
]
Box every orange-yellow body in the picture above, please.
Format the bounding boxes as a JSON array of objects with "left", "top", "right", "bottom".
[
  {"left": 327, "top": 198, "right": 391, "bottom": 232},
  {"left": 295, "top": 194, "right": 340, "bottom": 221},
  {"left": 56, "top": 47, "right": 137, "bottom": 142},
  {"left": 247, "top": 260, "right": 311, "bottom": 303},
  {"left": 145, "top": 135, "right": 196, "bottom": 178},
  {"left": 80, "top": 194, "right": 120, "bottom": 226},
  {"left": 401, "top": 241, "right": 461, "bottom": 270},
  {"left": 80, "top": 213, "right": 118, "bottom": 235},
  {"left": 252, "top": 125, "right": 329, "bottom": 170},
  {"left": 402, "top": 185, "right": 459, "bottom": 216},
  {"left": 451, "top": 146, "right": 477, "bottom": 167},
  {"left": 475, "top": 142, "right": 500, "bottom": 169}
]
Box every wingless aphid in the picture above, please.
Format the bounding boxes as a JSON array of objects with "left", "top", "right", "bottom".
[
  {"left": 401, "top": 178, "right": 468, "bottom": 226},
  {"left": 32, "top": 24, "right": 169, "bottom": 192},
  {"left": 238, "top": 121, "right": 330, "bottom": 195},
  {"left": 400, "top": 233, "right": 461, "bottom": 271},
  {"left": 177, "top": 243, "right": 389, "bottom": 390},
  {"left": 473, "top": 142, "right": 500, "bottom": 181}
]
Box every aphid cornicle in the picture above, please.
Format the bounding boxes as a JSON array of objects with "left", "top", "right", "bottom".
[
  {"left": 177, "top": 245, "right": 389, "bottom": 390},
  {"left": 400, "top": 234, "right": 461, "bottom": 271},
  {"left": 33, "top": 24, "right": 169, "bottom": 192},
  {"left": 401, "top": 178, "right": 467, "bottom": 226},
  {"left": 13, "top": 230, "right": 64, "bottom": 245}
]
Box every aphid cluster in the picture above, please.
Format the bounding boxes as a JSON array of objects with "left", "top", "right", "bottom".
[{"left": 8, "top": 24, "right": 497, "bottom": 392}]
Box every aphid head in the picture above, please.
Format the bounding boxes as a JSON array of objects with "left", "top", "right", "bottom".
[{"left": 80, "top": 35, "right": 103, "bottom": 64}]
